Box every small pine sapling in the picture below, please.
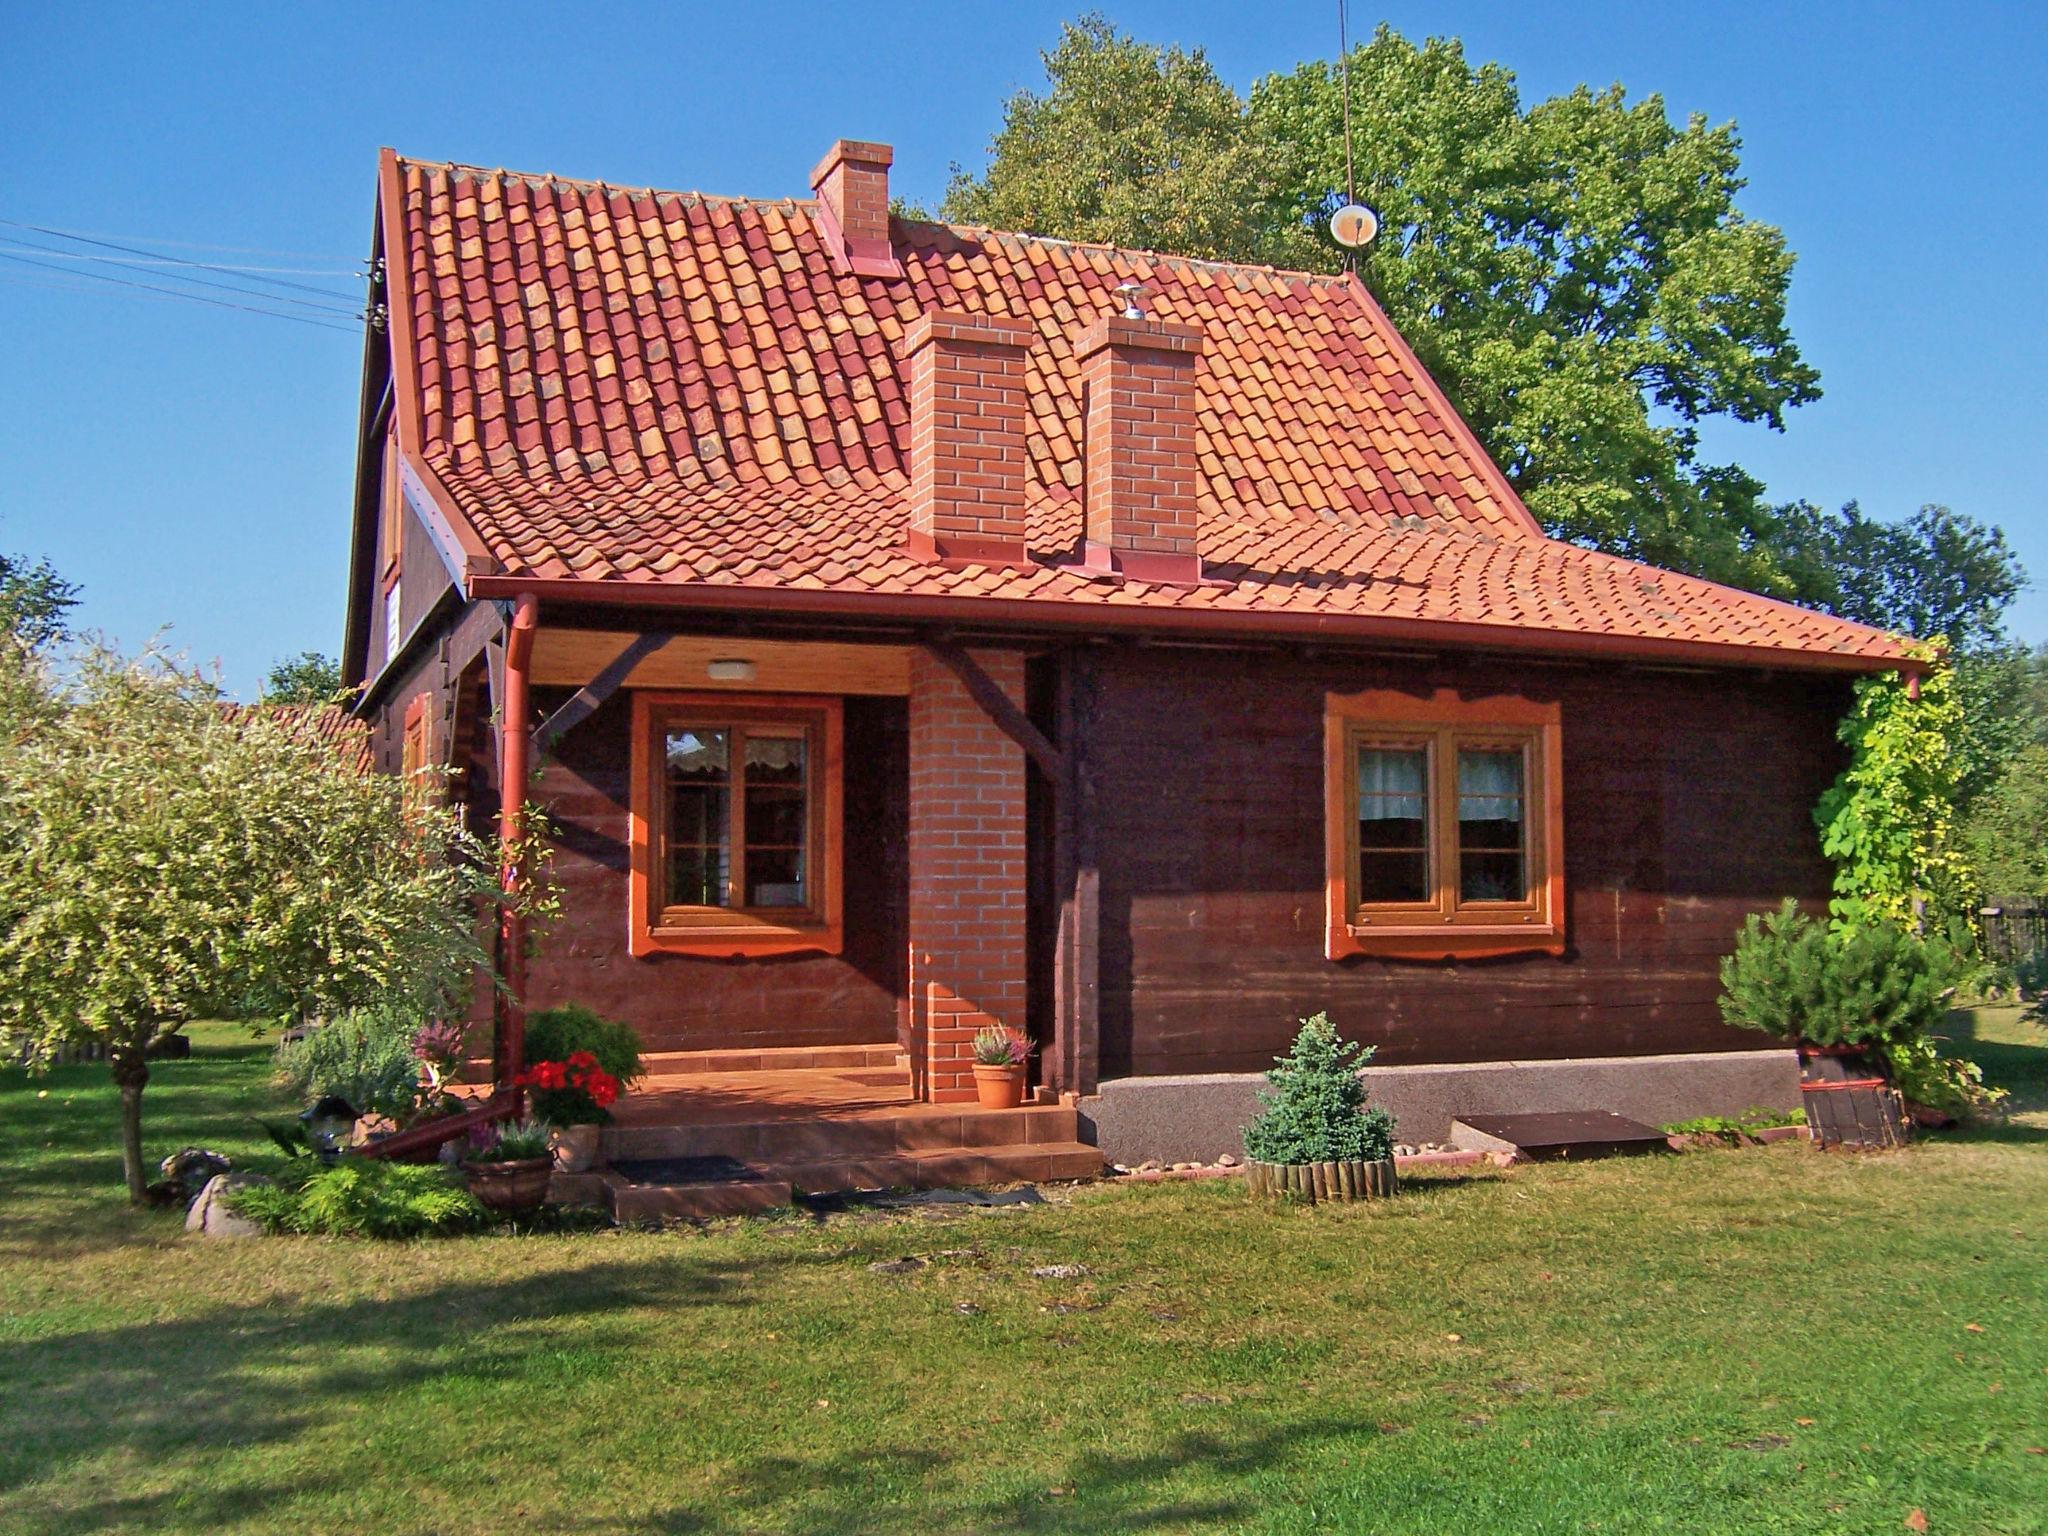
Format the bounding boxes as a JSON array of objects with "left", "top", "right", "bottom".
[{"left": 1242, "top": 1013, "right": 1396, "bottom": 1165}]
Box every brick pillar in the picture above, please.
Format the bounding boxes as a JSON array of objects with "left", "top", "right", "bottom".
[
  {"left": 1075, "top": 313, "right": 1205, "bottom": 584},
  {"left": 907, "top": 647, "right": 1028, "bottom": 1103}
]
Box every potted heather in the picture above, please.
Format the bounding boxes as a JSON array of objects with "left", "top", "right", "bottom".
[
  {"left": 971, "top": 1023, "right": 1033, "bottom": 1110},
  {"left": 1242, "top": 1014, "right": 1398, "bottom": 1202},
  {"left": 516, "top": 1004, "right": 643, "bottom": 1171},
  {"left": 461, "top": 1117, "right": 556, "bottom": 1213}
]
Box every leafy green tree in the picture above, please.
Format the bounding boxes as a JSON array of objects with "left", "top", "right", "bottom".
[
  {"left": 0, "top": 643, "right": 552, "bottom": 1202},
  {"left": 1960, "top": 744, "right": 2048, "bottom": 898},
  {"left": 262, "top": 649, "right": 345, "bottom": 704},
  {"left": 1, "top": 551, "right": 78, "bottom": 650},
  {"left": 948, "top": 19, "right": 1823, "bottom": 591},
  {"left": 943, "top": 15, "right": 1302, "bottom": 265}
]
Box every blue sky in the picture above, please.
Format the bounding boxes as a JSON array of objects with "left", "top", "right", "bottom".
[{"left": 4, "top": 1, "right": 2043, "bottom": 696}]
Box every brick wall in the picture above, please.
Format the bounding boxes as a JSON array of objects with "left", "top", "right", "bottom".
[
  {"left": 809, "top": 139, "right": 896, "bottom": 274},
  {"left": 1077, "top": 314, "right": 1205, "bottom": 583},
  {"left": 902, "top": 312, "right": 1032, "bottom": 564},
  {"left": 907, "top": 647, "right": 1028, "bottom": 1101}
]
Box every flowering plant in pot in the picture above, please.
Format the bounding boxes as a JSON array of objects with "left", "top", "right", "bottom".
[
  {"left": 1242, "top": 1014, "right": 1398, "bottom": 1202},
  {"left": 970, "top": 1024, "right": 1034, "bottom": 1110},
  {"left": 517, "top": 1004, "right": 644, "bottom": 1171},
  {"left": 461, "top": 1117, "right": 556, "bottom": 1213}
]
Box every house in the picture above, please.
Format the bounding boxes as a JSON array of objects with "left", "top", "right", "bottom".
[{"left": 341, "top": 140, "right": 1910, "bottom": 1176}]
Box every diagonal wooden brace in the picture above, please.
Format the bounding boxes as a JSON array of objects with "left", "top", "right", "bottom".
[
  {"left": 533, "top": 632, "right": 669, "bottom": 754},
  {"left": 921, "top": 640, "right": 1066, "bottom": 783}
]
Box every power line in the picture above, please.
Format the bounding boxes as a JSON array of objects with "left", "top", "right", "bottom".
[
  {"left": 0, "top": 251, "right": 360, "bottom": 333},
  {"left": 0, "top": 243, "right": 361, "bottom": 279},
  {"left": 0, "top": 221, "right": 346, "bottom": 263},
  {"left": 0, "top": 217, "right": 366, "bottom": 303},
  {"left": 0, "top": 234, "right": 362, "bottom": 316}
]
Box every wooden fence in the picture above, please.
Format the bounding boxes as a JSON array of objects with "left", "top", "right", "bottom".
[{"left": 1977, "top": 899, "right": 2048, "bottom": 968}]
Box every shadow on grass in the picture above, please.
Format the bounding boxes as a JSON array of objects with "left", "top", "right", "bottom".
[
  {"left": 0, "top": 1250, "right": 835, "bottom": 1535},
  {"left": 555, "top": 1419, "right": 1365, "bottom": 1534}
]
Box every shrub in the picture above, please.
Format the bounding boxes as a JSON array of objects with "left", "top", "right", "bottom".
[
  {"left": 1717, "top": 900, "right": 1959, "bottom": 1051},
  {"left": 1884, "top": 1035, "right": 2009, "bottom": 1119},
  {"left": 972, "top": 1024, "right": 1032, "bottom": 1067},
  {"left": 523, "top": 1005, "right": 642, "bottom": 1123},
  {"left": 1242, "top": 1013, "right": 1396, "bottom": 1165},
  {"left": 274, "top": 1007, "right": 423, "bottom": 1123},
  {"left": 466, "top": 1117, "right": 554, "bottom": 1163},
  {"left": 1662, "top": 1107, "right": 1806, "bottom": 1140},
  {"left": 230, "top": 1160, "right": 486, "bottom": 1238},
  {"left": 513, "top": 1053, "right": 620, "bottom": 1125}
]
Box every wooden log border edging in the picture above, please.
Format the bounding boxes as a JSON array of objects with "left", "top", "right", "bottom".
[{"left": 1246, "top": 1157, "right": 1398, "bottom": 1202}]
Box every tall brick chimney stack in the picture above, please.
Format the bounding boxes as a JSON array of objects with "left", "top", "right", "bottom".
[
  {"left": 809, "top": 139, "right": 901, "bottom": 278},
  {"left": 1075, "top": 313, "right": 1205, "bottom": 583},
  {"left": 900, "top": 311, "right": 1035, "bottom": 566}
]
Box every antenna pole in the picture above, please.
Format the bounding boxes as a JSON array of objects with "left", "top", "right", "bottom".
[{"left": 1338, "top": 0, "right": 1357, "bottom": 272}]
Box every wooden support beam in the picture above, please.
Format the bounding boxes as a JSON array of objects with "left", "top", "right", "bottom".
[
  {"left": 533, "top": 632, "right": 668, "bottom": 753},
  {"left": 922, "top": 640, "right": 1067, "bottom": 783},
  {"left": 1051, "top": 649, "right": 1101, "bottom": 1098}
]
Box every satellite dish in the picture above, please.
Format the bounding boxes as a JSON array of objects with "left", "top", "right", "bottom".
[{"left": 1329, "top": 203, "right": 1379, "bottom": 250}]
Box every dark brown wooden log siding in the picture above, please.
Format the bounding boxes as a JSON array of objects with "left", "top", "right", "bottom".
[{"left": 1081, "top": 646, "right": 1851, "bottom": 1077}]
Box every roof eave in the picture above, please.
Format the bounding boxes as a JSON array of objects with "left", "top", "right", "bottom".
[{"left": 464, "top": 573, "right": 1916, "bottom": 677}]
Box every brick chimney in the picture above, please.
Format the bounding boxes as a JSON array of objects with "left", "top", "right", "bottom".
[
  {"left": 810, "top": 139, "right": 901, "bottom": 278},
  {"left": 901, "top": 310, "right": 1034, "bottom": 566},
  {"left": 1075, "top": 313, "right": 1205, "bottom": 583}
]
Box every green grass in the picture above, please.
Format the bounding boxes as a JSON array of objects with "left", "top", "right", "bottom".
[{"left": 2, "top": 1017, "right": 2045, "bottom": 1534}]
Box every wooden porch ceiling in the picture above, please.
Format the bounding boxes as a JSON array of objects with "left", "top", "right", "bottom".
[{"left": 529, "top": 628, "right": 912, "bottom": 695}]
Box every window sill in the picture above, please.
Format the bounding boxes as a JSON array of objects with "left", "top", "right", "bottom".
[
  {"left": 630, "top": 919, "right": 844, "bottom": 960},
  {"left": 1327, "top": 922, "right": 1563, "bottom": 961}
]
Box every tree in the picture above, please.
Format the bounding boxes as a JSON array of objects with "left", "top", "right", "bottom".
[
  {"left": 1, "top": 551, "right": 78, "bottom": 650},
  {"left": 943, "top": 15, "right": 1302, "bottom": 266},
  {"left": 1960, "top": 744, "right": 2048, "bottom": 898},
  {"left": 262, "top": 649, "right": 345, "bottom": 704},
  {"left": 0, "top": 643, "right": 552, "bottom": 1202},
  {"left": 1767, "top": 501, "right": 2024, "bottom": 653},
  {"left": 947, "top": 20, "right": 1823, "bottom": 593}
]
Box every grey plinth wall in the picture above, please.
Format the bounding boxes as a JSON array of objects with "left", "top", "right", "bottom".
[{"left": 1075, "top": 1048, "right": 1801, "bottom": 1166}]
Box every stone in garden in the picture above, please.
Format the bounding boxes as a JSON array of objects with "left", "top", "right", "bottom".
[
  {"left": 160, "top": 1146, "right": 232, "bottom": 1202},
  {"left": 185, "top": 1173, "right": 270, "bottom": 1238},
  {"left": 1215, "top": 1153, "right": 1239, "bottom": 1167},
  {"left": 1137, "top": 1159, "right": 1164, "bottom": 1173}
]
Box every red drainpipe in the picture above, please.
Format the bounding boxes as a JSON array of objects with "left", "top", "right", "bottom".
[{"left": 498, "top": 595, "right": 540, "bottom": 1100}]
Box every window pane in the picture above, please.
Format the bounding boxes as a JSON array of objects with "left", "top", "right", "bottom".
[
  {"left": 1458, "top": 749, "right": 1525, "bottom": 901},
  {"left": 1357, "top": 746, "right": 1428, "bottom": 903},
  {"left": 743, "top": 734, "right": 808, "bottom": 908},
  {"left": 665, "top": 729, "right": 730, "bottom": 908}
]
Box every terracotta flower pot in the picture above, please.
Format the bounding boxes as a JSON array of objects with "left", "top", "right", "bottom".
[
  {"left": 973, "top": 1063, "right": 1026, "bottom": 1110},
  {"left": 463, "top": 1157, "right": 554, "bottom": 1213},
  {"left": 550, "top": 1123, "right": 602, "bottom": 1173}
]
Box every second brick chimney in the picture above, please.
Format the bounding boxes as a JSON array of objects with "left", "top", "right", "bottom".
[
  {"left": 901, "top": 310, "right": 1035, "bottom": 566},
  {"left": 1076, "top": 314, "right": 1205, "bottom": 583},
  {"left": 810, "top": 139, "right": 901, "bottom": 278}
]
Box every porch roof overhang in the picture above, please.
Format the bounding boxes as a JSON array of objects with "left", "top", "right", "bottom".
[{"left": 468, "top": 573, "right": 1925, "bottom": 682}]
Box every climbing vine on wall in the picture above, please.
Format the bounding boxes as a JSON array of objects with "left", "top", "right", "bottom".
[{"left": 1813, "top": 644, "right": 1970, "bottom": 930}]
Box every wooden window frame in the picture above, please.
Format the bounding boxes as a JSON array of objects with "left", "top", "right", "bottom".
[
  {"left": 399, "top": 692, "right": 434, "bottom": 814},
  {"left": 1324, "top": 687, "right": 1564, "bottom": 960},
  {"left": 628, "top": 690, "right": 844, "bottom": 958}
]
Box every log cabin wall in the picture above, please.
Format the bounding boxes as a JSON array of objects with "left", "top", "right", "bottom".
[
  {"left": 1081, "top": 644, "right": 1854, "bottom": 1079},
  {"left": 521, "top": 688, "right": 910, "bottom": 1054}
]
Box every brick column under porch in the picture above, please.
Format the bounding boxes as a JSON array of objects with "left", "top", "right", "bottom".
[{"left": 907, "top": 647, "right": 1028, "bottom": 1103}]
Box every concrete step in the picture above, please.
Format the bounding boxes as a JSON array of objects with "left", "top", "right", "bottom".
[
  {"left": 602, "top": 1168, "right": 795, "bottom": 1223},
  {"left": 457, "top": 1042, "right": 906, "bottom": 1085},
  {"left": 1450, "top": 1111, "right": 1669, "bottom": 1162},
  {"left": 602, "top": 1102, "right": 1080, "bottom": 1163}
]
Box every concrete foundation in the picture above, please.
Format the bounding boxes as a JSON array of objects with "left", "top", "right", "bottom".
[{"left": 1076, "top": 1048, "right": 1800, "bottom": 1167}]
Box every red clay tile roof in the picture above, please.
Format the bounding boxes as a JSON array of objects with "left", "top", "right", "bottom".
[
  {"left": 381, "top": 152, "right": 1910, "bottom": 672},
  {"left": 220, "top": 703, "right": 373, "bottom": 772}
]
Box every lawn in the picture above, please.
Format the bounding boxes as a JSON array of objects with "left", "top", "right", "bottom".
[{"left": 2, "top": 1016, "right": 2044, "bottom": 1535}]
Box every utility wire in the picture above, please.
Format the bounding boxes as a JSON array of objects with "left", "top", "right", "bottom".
[
  {"left": 0, "top": 233, "right": 361, "bottom": 316},
  {"left": 0, "top": 250, "right": 360, "bottom": 332},
  {"left": 0, "top": 219, "right": 346, "bottom": 262},
  {"left": 0, "top": 217, "right": 365, "bottom": 303},
  {"left": 0, "top": 243, "right": 360, "bottom": 279}
]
